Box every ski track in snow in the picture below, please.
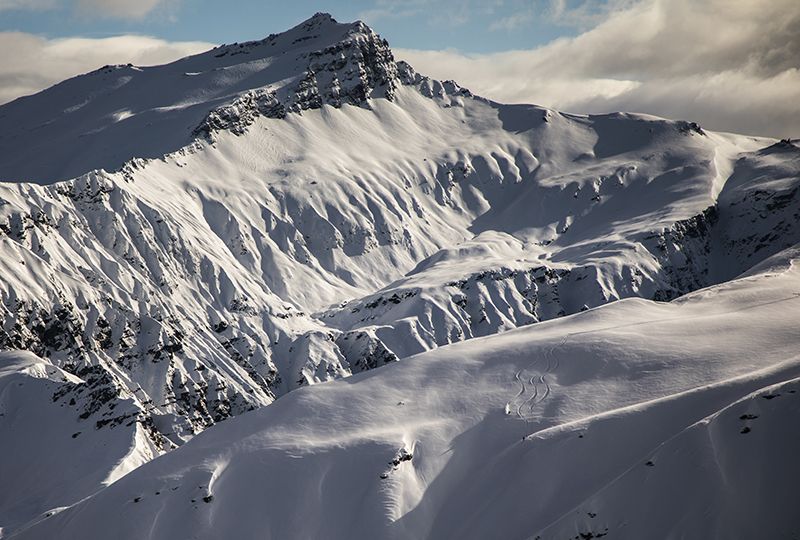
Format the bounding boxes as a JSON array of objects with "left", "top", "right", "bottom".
[{"left": 508, "top": 334, "right": 568, "bottom": 420}]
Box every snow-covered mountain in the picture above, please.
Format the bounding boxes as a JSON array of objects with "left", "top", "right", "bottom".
[{"left": 1, "top": 13, "right": 798, "bottom": 539}]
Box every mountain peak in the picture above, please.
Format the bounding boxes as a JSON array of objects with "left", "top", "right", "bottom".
[
  {"left": 0, "top": 13, "right": 394, "bottom": 183},
  {"left": 191, "top": 14, "right": 400, "bottom": 138},
  {"left": 302, "top": 11, "right": 338, "bottom": 26},
  {"left": 0, "top": 12, "right": 473, "bottom": 184}
]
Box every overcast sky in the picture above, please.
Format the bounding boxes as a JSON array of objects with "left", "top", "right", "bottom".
[{"left": 1, "top": 0, "right": 798, "bottom": 138}]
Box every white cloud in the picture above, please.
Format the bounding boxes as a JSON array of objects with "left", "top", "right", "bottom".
[
  {"left": 0, "top": 0, "right": 58, "bottom": 11},
  {"left": 545, "top": 0, "right": 639, "bottom": 29},
  {"left": 358, "top": 0, "right": 436, "bottom": 23},
  {"left": 0, "top": 32, "right": 213, "bottom": 104},
  {"left": 398, "top": 0, "right": 800, "bottom": 138},
  {"left": 75, "top": 0, "right": 170, "bottom": 19},
  {"left": 0, "top": 0, "right": 173, "bottom": 18},
  {"left": 488, "top": 11, "right": 535, "bottom": 32},
  {"left": 359, "top": 0, "right": 502, "bottom": 27}
]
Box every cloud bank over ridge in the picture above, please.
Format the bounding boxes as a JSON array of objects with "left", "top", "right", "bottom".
[
  {"left": 398, "top": 0, "right": 800, "bottom": 138},
  {"left": 0, "top": 32, "right": 212, "bottom": 104}
]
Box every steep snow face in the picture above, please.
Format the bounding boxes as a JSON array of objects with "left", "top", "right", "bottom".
[
  {"left": 14, "top": 251, "right": 800, "bottom": 540},
  {"left": 713, "top": 140, "right": 800, "bottom": 280},
  {"left": 1, "top": 13, "right": 799, "bottom": 538}
]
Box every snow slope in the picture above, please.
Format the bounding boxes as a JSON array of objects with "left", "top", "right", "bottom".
[
  {"left": 0, "top": 13, "right": 398, "bottom": 185},
  {"left": 0, "top": 12, "right": 799, "bottom": 538},
  {"left": 13, "top": 249, "right": 800, "bottom": 540},
  {"left": 0, "top": 350, "right": 159, "bottom": 536}
]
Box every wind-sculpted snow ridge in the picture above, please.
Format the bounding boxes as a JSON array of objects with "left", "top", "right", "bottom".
[
  {"left": 0, "top": 12, "right": 799, "bottom": 538},
  {"left": 12, "top": 249, "right": 800, "bottom": 540}
]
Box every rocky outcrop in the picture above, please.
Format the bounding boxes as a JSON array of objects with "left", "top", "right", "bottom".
[
  {"left": 195, "top": 18, "right": 401, "bottom": 139},
  {"left": 644, "top": 206, "right": 718, "bottom": 301},
  {"left": 192, "top": 17, "right": 476, "bottom": 140},
  {"left": 296, "top": 21, "right": 399, "bottom": 109},
  {"left": 194, "top": 90, "right": 286, "bottom": 138},
  {"left": 336, "top": 329, "right": 398, "bottom": 373}
]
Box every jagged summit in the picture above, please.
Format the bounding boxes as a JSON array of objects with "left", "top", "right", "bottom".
[
  {"left": 192, "top": 14, "right": 403, "bottom": 138},
  {"left": 0, "top": 13, "right": 442, "bottom": 184},
  {"left": 289, "top": 11, "right": 340, "bottom": 32},
  {"left": 197, "top": 12, "right": 353, "bottom": 66}
]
